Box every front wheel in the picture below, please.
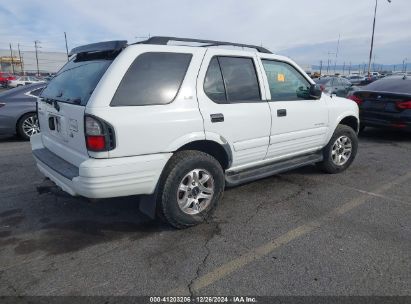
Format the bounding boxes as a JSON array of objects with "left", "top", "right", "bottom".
[
  {"left": 317, "top": 124, "right": 358, "bottom": 174},
  {"left": 158, "top": 150, "right": 225, "bottom": 229}
]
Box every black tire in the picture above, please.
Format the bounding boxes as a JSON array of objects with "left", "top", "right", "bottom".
[
  {"left": 17, "top": 113, "right": 39, "bottom": 140},
  {"left": 317, "top": 124, "right": 358, "bottom": 174},
  {"left": 157, "top": 150, "right": 225, "bottom": 229}
]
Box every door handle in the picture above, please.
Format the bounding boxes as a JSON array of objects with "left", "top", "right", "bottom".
[
  {"left": 277, "top": 109, "right": 287, "bottom": 117},
  {"left": 210, "top": 113, "right": 224, "bottom": 123}
]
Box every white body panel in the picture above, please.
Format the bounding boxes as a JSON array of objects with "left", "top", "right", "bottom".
[
  {"left": 196, "top": 49, "right": 271, "bottom": 167},
  {"left": 31, "top": 42, "right": 359, "bottom": 199},
  {"left": 87, "top": 45, "right": 207, "bottom": 158},
  {"left": 256, "top": 55, "right": 329, "bottom": 159},
  {"left": 31, "top": 133, "right": 170, "bottom": 198}
]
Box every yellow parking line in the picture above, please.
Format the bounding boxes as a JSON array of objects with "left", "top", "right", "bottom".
[{"left": 169, "top": 171, "right": 411, "bottom": 295}]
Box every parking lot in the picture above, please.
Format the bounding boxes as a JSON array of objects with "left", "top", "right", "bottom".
[{"left": 0, "top": 128, "right": 409, "bottom": 296}]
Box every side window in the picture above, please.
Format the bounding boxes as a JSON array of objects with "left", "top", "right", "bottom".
[
  {"left": 204, "top": 57, "right": 227, "bottom": 103},
  {"left": 218, "top": 57, "right": 261, "bottom": 102},
  {"left": 204, "top": 56, "right": 261, "bottom": 103},
  {"left": 111, "top": 52, "right": 192, "bottom": 106},
  {"left": 261, "top": 60, "right": 311, "bottom": 101}
]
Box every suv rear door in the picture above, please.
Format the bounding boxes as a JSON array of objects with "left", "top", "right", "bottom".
[
  {"left": 38, "top": 52, "right": 115, "bottom": 166},
  {"left": 197, "top": 49, "right": 271, "bottom": 168}
]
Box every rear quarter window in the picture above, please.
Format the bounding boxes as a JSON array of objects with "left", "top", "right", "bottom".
[{"left": 111, "top": 52, "right": 192, "bottom": 106}]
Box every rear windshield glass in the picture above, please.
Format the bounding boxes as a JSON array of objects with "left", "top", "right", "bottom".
[
  {"left": 365, "top": 76, "right": 411, "bottom": 94},
  {"left": 40, "top": 52, "right": 114, "bottom": 106}
]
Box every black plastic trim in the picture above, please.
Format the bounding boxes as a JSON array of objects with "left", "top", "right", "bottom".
[
  {"left": 225, "top": 152, "right": 323, "bottom": 187},
  {"left": 69, "top": 40, "right": 127, "bottom": 56},
  {"left": 136, "top": 36, "right": 272, "bottom": 54},
  {"left": 33, "top": 148, "right": 79, "bottom": 180}
]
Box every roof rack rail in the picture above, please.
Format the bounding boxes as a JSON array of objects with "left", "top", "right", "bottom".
[{"left": 135, "top": 36, "right": 272, "bottom": 54}]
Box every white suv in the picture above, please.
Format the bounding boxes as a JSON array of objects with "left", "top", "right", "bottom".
[{"left": 31, "top": 37, "right": 359, "bottom": 228}]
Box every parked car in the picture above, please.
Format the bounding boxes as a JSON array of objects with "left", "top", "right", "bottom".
[
  {"left": 8, "top": 76, "right": 45, "bottom": 88},
  {"left": 0, "top": 72, "right": 16, "bottom": 87},
  {"left": 348, "top": 75, "right": 366, "bottom": 85},
  {"left": 314, "top": 76, "right": 356, "bottom": 97},
  {"left": 0, "top": 83, "right": 45, "bottom": 139},
  {"left": 348, "top": 75, "right": 411, "bottom": 131},
  {"left": 31, "top": 37, "right": 359, "bottom": 228}
]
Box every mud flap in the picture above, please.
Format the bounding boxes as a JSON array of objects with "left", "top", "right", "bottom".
[{"left": 138, "top": 188, "right": 159, "bottom": 219}]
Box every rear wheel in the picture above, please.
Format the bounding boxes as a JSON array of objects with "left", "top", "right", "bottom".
[
  {"left": 158, "top": 150, "right": 224, "bottom": 229},
  {"left": 17, "top": 113, "right": 40, "bottom": 140},
  {"left": 317, "top": 124, "right": 358, "bottom": 174}
]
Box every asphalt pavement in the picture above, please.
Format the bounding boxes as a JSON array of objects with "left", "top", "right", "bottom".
[{"left": 0, "top": 128, "right": 410, "bottom": 296}]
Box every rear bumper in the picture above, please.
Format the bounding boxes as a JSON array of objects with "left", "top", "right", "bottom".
[{"left": 31, "top": 134, "right": 172, "bottom": 198}]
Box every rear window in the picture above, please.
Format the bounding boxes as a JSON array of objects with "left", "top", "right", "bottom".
[
  {"left": 40, "top": 52, "right": 114, "bottom": 106},
  {"left": 364, "top": 76, "right": 411, "bottom": 94},
  {"left": 111, "top": 52, "right": 192, "bottom": 106}
]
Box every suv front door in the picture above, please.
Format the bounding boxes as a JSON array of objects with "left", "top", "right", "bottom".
[
  {"left": 197, "top": 50, "right": 271, "bottom": 168},
  {"left": 258, "top": 58, "right": 329, "bottom": 160}
]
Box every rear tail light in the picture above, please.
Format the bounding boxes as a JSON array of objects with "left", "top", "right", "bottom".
[
  {"left": 396, "top": 100, "right": 411, "bottom": 110},
  {"left": 85, "top": 115, "right": 116, "bottom": 152},
  {"left": 348, "top": 95, "right": 363, "bottom": 105},
  {"left": 319, "top": 85, "right": 325, "bottom": 92}
]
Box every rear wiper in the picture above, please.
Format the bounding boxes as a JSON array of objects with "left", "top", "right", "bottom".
[
  {"left": 41, "top": 97, "right": 61, "bottom": 111},
  {"left": 41, "top": 97, "right": 54, "bottom": 105}
]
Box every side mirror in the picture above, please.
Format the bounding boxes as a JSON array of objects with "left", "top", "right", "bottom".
[{"left": 309, "top": 84, "right": 322, "bottom": 99}]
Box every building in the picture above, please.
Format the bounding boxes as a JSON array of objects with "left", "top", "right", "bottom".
[{"left": 0, "top": 49, "right": 67, "bottom": 75}]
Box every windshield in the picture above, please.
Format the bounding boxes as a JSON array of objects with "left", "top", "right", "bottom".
[{"left": 40, "top": 53, "right": 113, "bottom": 106}]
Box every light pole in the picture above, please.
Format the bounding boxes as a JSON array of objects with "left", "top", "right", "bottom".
[{"left": 367, "top": 0, "right": 391, "bottom": 78}]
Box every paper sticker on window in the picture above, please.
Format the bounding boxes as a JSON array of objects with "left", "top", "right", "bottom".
[{"left": 277, "top": 73, "right": 285, "bottom": 82}]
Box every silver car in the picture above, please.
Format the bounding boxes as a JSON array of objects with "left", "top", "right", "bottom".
[{"left": 0, "top": 83, "right": 45, "bottom": 140}]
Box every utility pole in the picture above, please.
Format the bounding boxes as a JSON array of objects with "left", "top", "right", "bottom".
[
  {"left": 367, "top": 0, "right": 392, "bottom": 77},
  {"left": 319, "top": 60, "right": 323, "bottom": 75},
  {"left": 64, "top": 32, "right": 69, "bottom": 61},
  {"left": 334, "top": 34, "right": 341, "bottom": 74},
  {"left": 9, "top": 43, "right": 15, "bottom": 74},
  {"left": 342, "top": 62, "right": 346, "bottom": 75},
  {"left": 348, "top": 62, "right": 352, "bottom": 75},
  {"left": 327, "top": 58, "right": 330, "bottom": 75},
  {"left": 18, "top": 43, "right": 24, "bottom": 74},
  {"left": 34, "top": 40, "right": 40, "bottom": 76}
]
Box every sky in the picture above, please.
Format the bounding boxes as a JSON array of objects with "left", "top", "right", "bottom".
[{"left": 1, "top": 0, "right": 410, "bottom": 66}]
